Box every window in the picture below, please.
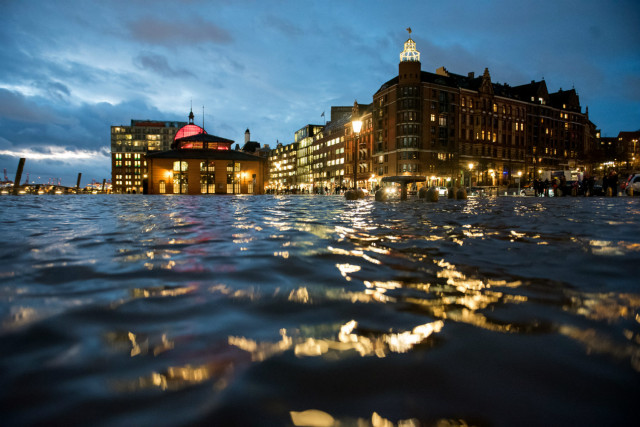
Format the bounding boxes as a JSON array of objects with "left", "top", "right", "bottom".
[{"left": 431, "top": 114, "right": 436, "bottom": 122}]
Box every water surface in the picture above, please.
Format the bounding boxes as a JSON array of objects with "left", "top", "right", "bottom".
[{"left": 1, "top": 195, "right": 639, "bottom": 426}]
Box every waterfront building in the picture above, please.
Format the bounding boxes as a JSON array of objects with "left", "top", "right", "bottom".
[
  {"left": 344, "top": 102, "right": 374, "bottom": 191},
  {"left": 372, "top": 33, "right": 598, "bottom": 188},
  {"left": 295, "top": 124, "right": 325, "bottom": 192},
  {"left": 309, "top": 107, "right": 350, "bottom": 192},
  {"left": 618, "top": 131, "right": 640, "bottom": 172},
  {"left": 267, "top": 141, "right": 298, "bottom": 192},
  {"left": 111, "top": 119, "right": 186, "bottom": 193},
  {"left": 145, "top": 113, "right": 266, "bottom": 195}
]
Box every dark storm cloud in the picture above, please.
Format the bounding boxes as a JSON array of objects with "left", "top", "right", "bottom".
[
  {"left": 128, "top": 16, "right": 232, "bottom": 46},
  {"left": 0, "top": 89, "right": 64, "bottom": 125},
  {"left": 134, "top": 52, "right": 195, "bottom": 78}
]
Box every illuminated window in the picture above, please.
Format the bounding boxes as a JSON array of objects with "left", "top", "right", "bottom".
[
  {"left": 493, "top": 104, "right": 497, "bottom": 113},
  {"left": 173, "top": 161, "right": 188, "bottom": 172},
  {"left": 431, "top": 114, "right": 436, "bottom": 122}
]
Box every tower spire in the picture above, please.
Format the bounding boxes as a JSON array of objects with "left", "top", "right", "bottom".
[
  {"left": 188, "top": 101, "right": 194, "bottom": 124},
  {"left": 400, "top": 31, "right": 420, "bottom": 62}
]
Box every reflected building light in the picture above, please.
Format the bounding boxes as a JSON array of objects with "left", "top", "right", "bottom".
[
  {"left": 114, "top": 361, "right": 234, "bottom": 392},
  {"left": 589, "top": 240, "right": 625, "bottom": 256},
  {"left": 559, "top": 325, "right": 640, "bottom": 372},
  {"left": 288, "top": 287, "right": 310, "bottom": 304},
  {"left": 336, "top": 263, "right": 361, "bottom": 279},
  {"left": 291, "top": 409, "right": 422, "bottom": 427},
  {"left": 228, "top": 328, "right": 293, "bottom": 362},
  {"left": 229, "top": 320, "right": 445, "bottom": 361},
  {"left": 130, "top": 285, "right": 195, "bottom": 299}
]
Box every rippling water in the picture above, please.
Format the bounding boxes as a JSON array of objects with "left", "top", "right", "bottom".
[{"left": 1, "top": 194, "right": 639, "bottom": 426}]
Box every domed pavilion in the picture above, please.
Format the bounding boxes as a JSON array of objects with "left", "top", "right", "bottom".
[{"left": 146, "top": 110, "right": 266, "bottom": 195}]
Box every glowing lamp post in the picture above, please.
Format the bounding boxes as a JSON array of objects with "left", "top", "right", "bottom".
[
  {"left": 517, "top": 171, "right": 522, "bottom": 195},
  {"left": 351, "top": 117, "right": 362, "bottom": 190}
]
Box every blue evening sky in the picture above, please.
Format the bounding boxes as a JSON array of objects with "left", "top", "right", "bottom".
[{"left": 1, "top": 0, "right": 638, "bottom": 186}]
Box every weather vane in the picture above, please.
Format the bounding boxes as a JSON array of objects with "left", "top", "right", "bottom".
[{"left": 406, "top": 27, "right": 412, "bottom": 35}]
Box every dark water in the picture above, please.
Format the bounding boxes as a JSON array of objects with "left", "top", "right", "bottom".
[{"left": 0, "top": 195, "right": 638, "bottom": 426}]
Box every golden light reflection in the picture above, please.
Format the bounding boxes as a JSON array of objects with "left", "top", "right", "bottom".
[
  {"left": 114, "top": 361, "right": 234, "bottom": 392},
  {"left": 589, "top": 240, "right": 625, "bottom": 256},
  {"left": 228, "top": 328, "right": 292, "bottom": 361},
  {"left": 330, "top": 247, "right": 381, "bottom": 265},
  {"left": 567, "top": 292, "right": 640, "bottom": 323},
  {"left": 130, "top": 285, "right": 195, "bottom": 299},
  {"left": 336, "top": 263, "right": 361, "bottom": 280},
  {"left": 229, "top": 320, "right": 444, "bottom": 361},
  {"left": 104, "top": 331, "right": 175, "bottom": 357},
  {"left": 289, "top": 287, "right": 310, "bottom": 303},
  {"left": 274, "top": 251, "right": 290, "bottom": 258},
  {"left": 589, "top": 240, "right": 640, "bottom": 255},
  {"left": 2, "top": 306, "right": 41, "bottom": 330},
  {"left": 559, "top": 325, "right": 640, "bottom": 372},
  {"left": 290, "top": 409, "right": 447, "bottom": 427}
]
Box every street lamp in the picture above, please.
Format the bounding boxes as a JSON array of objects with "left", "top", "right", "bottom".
[
  {"left": 467, "top": 162, "right": 474, "bottom": 188},
  {"left": 517, "top": 170, "right": 522, "bottom": 195},
  {"left": 351, "top": 101, "right": 362, "bottom": 191}
]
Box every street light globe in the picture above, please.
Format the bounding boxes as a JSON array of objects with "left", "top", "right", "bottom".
[
  {"left": 517, "top": 171, "right": 522, "bottom": 177},
  {"left": 468, "top": 163, "right": 474, "bottom": 170},
  {"left": 352, "top": 120, "right": 363, "bottom": 134}
]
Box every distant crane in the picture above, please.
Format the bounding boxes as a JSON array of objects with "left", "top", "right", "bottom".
[
  {"left": 3, "top": 168, "right": 8, "bottom": 182},
  {"left": 24, "top": 173, "right": 29, "bottom": 185}
]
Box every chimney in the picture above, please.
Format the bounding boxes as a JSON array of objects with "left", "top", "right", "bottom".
[{"left": 468, "top": 72, "right": 475, "bottom": 79}]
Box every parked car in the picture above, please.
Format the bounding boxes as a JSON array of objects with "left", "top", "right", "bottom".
[
  {"left": 519, "top": 183, "right": 536, "bottom": 196},
  {"left": 623, "top": 173, "right": 640, "bottom": 195}
]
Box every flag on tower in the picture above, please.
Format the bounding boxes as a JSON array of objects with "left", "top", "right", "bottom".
[
  {"left": 406, "top": 27, "right": 412, "bottom": 34},
  {"left": 321, "top": 111, "right": 325, "bottom": 117}
]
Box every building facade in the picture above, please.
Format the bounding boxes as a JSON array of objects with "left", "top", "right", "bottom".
[
  {"left": 146, "top": 117, "right": 266, "bottom": 195},
  {"left": 264, "top": 35, "right": 599, "bottom": 192},
  {"left": 267, "top": 142, "right": 299, "bottom": 192},
  {"left": 111, "top": 119, "right": 186, "bottom": 193},
  {"left": 370, "top": 36, "right": 598, "bottom": 188}
]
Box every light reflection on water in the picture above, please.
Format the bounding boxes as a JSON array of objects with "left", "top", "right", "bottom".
[{"left": 0, "top": 195, "right": 639, "bottom": 426}]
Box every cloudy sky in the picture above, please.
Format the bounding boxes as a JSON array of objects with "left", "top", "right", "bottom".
[{"left": 1, "top": 0, "right": 638, "bottom": 186}]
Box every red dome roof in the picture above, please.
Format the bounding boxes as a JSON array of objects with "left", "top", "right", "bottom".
[{"left": 174, "top": 124, "right": 206, "bottom": 141}]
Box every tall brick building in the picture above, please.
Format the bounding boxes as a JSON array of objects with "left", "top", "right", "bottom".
[{"left": 371, "top": 34, "right": 598, "bottom": 188}]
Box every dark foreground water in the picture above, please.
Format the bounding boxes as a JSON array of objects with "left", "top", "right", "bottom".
[{"left": 0, "top": 195, "right": 638, "bottom": 426}]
